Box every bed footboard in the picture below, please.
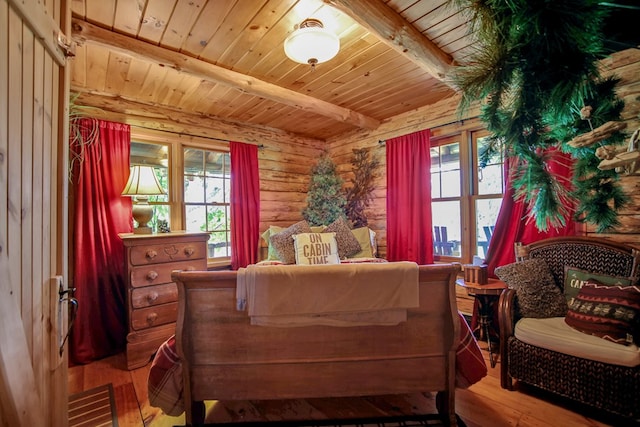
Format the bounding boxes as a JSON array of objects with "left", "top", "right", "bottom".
[{"left": 172, "top": 263, "right": 461, "bottom": 426}]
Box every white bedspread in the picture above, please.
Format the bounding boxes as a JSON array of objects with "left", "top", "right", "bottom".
[{"left": 237, "top": 262, "right": 419, "bottom": 326}]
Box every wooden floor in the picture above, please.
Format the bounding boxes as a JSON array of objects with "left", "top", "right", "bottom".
[{"left": 68, "top": 338, "right": 629, "bottom": 427}]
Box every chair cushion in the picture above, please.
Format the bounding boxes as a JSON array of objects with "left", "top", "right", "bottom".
[
  {"left": 565, "top": 281, "right": 640, "bottom": 345},
  {"left": 563, "top": 266, "right": 633, "bottom": 304},
  {"left": 495, "top": 258, "right": 567, "bottom": 318},
  {"left": 515, "top": 317, "right": 640, "bottom": 367}
]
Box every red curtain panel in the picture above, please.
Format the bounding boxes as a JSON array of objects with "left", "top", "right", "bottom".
[
  {"left": 485, "top": 148, "right": 577, "bottom": 277},
  {"left": 386, "top": 129, "right": 434, "bottom": 264},
  {"left": 70, "top": 119, "right": 132, "bottom": 364},
  {"left": 230, "top": 141, "right": 260, "bottom": 270}
]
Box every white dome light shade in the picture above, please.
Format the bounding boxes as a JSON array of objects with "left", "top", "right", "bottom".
[{"left": 284, "top": 18, "right": 340, "bottom": 67}]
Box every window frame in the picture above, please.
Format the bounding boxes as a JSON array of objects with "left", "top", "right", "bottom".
[
  {"left": 430, "top": 125, "right": 504, "bottom": 264},
  {"left": 130, "top": 128, "right": 232, "bottom": 268}
]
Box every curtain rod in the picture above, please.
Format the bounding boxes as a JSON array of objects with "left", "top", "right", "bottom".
[
  {"left": 131, "top": 124, "right": 264, "bottom": 149},
  {"left": 377, "top": 117, "right": 479, "bottom": 145}
]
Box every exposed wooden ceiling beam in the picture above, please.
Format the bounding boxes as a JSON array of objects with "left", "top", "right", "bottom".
[
  {"left": 70, "top": 18, "right": 380, "bottom": 130},
  {"left": 71, "top": 91, "right": 324, "bottom": 145},
  {"left": 325, "top": 0, "right": 456, "bottom": 85}
]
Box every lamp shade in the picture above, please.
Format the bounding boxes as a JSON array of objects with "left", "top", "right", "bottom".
[
  {"left": 284, "top": 18, "right": 340, "bottom": 67},
  {"left": 122, "top": 165, "right": 164, "bottom": 196},
  {"left": 122, "top": 165, "right": 164, "bottom": 234}
]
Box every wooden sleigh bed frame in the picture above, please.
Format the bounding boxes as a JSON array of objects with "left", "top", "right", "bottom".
[{"left": 172, "top": 263, "right": 462, "bottom": 426}]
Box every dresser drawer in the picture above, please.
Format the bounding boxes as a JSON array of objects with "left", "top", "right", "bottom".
[
  {"left": 130, "top": 302, "right": 178, "bottom": 331},
  {"left": 129, "top": 241, "right": 207, "bottom": 265},
  {"left": 131, "top": 282, "right": 178, "bottom": 309},
  {"left": 129, "top": 259, "right": 205, "bottom": 288}
]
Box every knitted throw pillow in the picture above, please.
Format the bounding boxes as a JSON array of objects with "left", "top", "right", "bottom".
[
  {"left": 323, "top": 217, "right": 362, "bottom": 259},
  {"left": 495, "top": 258, "right": 567, "bottom": 318},
  {"left": 269, "top": 220, "right": 312, "bottom": 264}
]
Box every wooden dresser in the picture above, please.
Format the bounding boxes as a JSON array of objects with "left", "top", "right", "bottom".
[{"left": 120, "top": 231, "right": 209, "bottom": 370}]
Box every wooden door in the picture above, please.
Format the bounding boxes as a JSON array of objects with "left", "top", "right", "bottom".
[{"left": 0, "top": 0, "right": 70, "bottom": 425}]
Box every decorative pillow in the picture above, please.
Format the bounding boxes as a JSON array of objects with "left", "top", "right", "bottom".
[
  {"left": 369, "top": 228, "right": 378, "bottom": 258},
  {"left": 323, "top": 217, "right": 362, "bottom": 259},
  {"left": 269, "top": 220, "right": 312, "bottom": 264},
  {"left": 261, "top": 225, "right": 284, "bottom": 261},
  {"left": 564, "top": 281, "right": 640, "bottom": 345},
  {"left": 563, "top": 266, "right": 633, "bottom": 305},
  {"left": 292, "top": 233, "right": 340, "bottom": 265},
  {"left": 348, "top": 227, "right": 374, "bottom": 258},
  {"left": 495, "top": 258, "right": 567, "bottom": 318}
]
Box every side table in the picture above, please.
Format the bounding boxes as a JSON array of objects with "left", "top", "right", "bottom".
[{"left": 456, "top": 278, "right": 507, "bottom": 368}]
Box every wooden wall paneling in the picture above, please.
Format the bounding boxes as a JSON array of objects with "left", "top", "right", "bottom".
[
  {"left": 104, "top": 51, "right": 132, "bottom": 94},
  {"left": 7, "top": 4, "right": 23, "bottom": 318},
  {"left": 215, "top": 0, "right": 297, "bottom": 68},
  {"left": 0, "top": 0, "right": 7, "bottom": 264},
  {"left": 112, "top": 0, "right": 143, "bottom": 36},
  {"left": 121, "top": 59, "right": 152, "bottom": 99},
  {"left": 160, "top": 0, "right": 207, "bottom": 51},
  {"left": 180, "top": 0, "right": 236, "bottom": 57},
  {"left": 70, "top": 42, "right": 86, "bottom": 87},
  {"left": 137, "top": 0, "right": 177, "bottom": 44},
  {"left": 21, "top": 22, "right": 35, "bottom": 357},
  {"left": 84, "top": 0, "right": 116, "bottom": 28},
  {"left": 33, "top": 28, "right": 47, "bottom": 398},
  {"left": 84, "top": 43, "right": 109, "bottom": 92},
  {"left": 197, "top": 0, "right": 269, "bottom": 64}
]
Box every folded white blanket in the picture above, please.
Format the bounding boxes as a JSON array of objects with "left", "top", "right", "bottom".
[{"left": 237, "top": 262, "right": 419, "bottom": 327}]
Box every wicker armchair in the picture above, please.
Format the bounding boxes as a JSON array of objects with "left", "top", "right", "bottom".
[{"left": 497, "top": 236, "right": 640, "bottom": 419}]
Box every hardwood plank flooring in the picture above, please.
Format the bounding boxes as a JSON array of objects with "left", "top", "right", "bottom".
[{"left": 68, "top": 345, "right": 627, "bottom": 427}]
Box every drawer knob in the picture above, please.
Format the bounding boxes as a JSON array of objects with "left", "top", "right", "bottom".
[
  {"left": 184, "top": 247, "right": 194, "bottom": 256},
  {"left": 146, "top": 250, "right": 158, "bottom": 260},
  {"left": 147, "top": 312, "right": 158, "bottom": 325},
  {"left": 146, "top": 270, "right": 158, "bottom": 281},
  {"left": 147, "top": 292, "right": 158, "bottom": 303}
]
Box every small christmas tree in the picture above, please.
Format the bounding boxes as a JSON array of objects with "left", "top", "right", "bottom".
[{"left": 302, "top": 152, "right": 346, "bottom": 226}]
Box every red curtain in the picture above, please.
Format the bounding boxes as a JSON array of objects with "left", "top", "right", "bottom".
[
  {"left": 486, "top": 148, "right": 577, "bottom": 276},
  {"left": 230, "top": 141, "right": 260, "bottom": 270},
  {"left": 70, "top": 119, "right": 132, "bottom": 364},
  {"left": 386, "top": 129, "right": 433, "bottom": 264}
]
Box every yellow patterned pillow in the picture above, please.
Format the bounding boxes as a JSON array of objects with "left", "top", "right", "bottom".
[{"left": 292, "top": 233, "right": 340, "bottom": 265}]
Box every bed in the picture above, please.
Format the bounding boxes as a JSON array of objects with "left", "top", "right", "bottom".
[{"left": 148, "top": 262, "right": 487, "bottom": 426}]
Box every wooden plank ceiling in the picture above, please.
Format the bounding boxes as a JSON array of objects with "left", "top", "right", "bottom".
[{"left": 70, "top": 0, "right": 476, "bottom": 141}]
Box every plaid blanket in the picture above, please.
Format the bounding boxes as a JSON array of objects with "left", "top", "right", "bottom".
[{"left": 147, "top": 313, "right": 487, "bottom": 415}]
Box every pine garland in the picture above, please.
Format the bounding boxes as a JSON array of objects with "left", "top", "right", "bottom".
[{"left": 451, "top": 0, "right": 628, "bottom": 231}]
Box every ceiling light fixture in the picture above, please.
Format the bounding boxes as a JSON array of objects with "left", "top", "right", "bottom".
[{"left": 284, "top": 18, "right": 340, "bottom": 69}]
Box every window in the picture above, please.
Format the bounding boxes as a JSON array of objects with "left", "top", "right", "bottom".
[
  {"left": 129, "top": 141, "right": 170, "bottom": 231},
  {"left": 430, "top": 129, "right": 504, "bottom": 263},
  {"left": 183, "top": 148, "right": 231, "bottom": 259},
  {"left": 129, "top": 137, "right": 232, "bottom": 265}
]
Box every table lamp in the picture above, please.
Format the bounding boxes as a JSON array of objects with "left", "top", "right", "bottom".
[{"left": 122, "top": 165, "right": 165, "bottom": 234}]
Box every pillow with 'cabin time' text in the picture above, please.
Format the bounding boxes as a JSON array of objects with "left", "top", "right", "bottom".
[{"left": 293, "top": 233, "right": 340, "bottom": 265}]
